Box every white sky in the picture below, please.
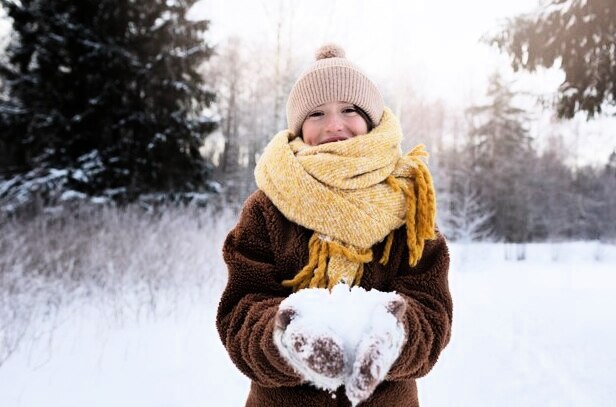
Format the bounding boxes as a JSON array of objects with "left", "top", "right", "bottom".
[{"left": 190, "top": 0, "right": 551, "bottom": 105}]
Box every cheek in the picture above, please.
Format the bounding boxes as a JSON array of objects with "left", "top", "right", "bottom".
[
  {"left": 301, "top": 122, "right": 319, "bottom": 146},
  {"left": 350, "top": 117, "right": 369, "bottom": 136}
]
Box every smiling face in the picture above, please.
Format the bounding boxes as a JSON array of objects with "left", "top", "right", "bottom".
[{"left": 301, "top": 101, "right": 370, "bottom": 146}]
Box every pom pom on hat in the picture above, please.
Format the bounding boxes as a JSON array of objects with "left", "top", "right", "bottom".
[{"left": 315, "top": 44, "right": 346, "bottom": 60}]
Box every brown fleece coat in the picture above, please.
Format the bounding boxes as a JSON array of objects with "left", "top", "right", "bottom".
[{"left": 216, "top": 190, "right": 452, "bottom": 406}]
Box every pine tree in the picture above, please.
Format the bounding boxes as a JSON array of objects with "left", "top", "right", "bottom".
[
  {"left": 0, "top": 0, "right": 216, "bottom": 206},
  {"left": 571, "top": 165, "right": 604, "bottom": 239},
  {"left": 529, "top": 149, "right": 576, "bottom": 240},
  {"left": 487, "top": 0, "right": 616, "bottom": 118},
  {"left": 606, "top": 150, "right": 616, "bottom": 178},
  {"left": 601, "top": 150, "right": 616, "bottom": 239},
  {"left": 465, "top": 73, "right": 536, "bottom": 243}
]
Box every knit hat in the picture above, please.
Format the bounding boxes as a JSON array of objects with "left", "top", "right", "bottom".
[{"left": 286, "top": 44, "right": 384, "bottom": 137}]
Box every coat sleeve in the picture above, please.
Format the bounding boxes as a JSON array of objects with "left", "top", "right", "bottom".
[
  {"left": 216, "top": 192, "right": 303, "bottom": 388},
  {"left": 387, "top": 230, "right": 453, "bottom": 381}
]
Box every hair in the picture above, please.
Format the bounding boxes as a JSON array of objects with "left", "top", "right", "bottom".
[{"left": 354, "top": 105, "right": 374, "bottom": 132}]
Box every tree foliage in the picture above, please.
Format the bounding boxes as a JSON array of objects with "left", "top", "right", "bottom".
[
  {"left": 488, "top": 0, "right": 616, "bottom": 118},
  {"left": 0, "top": 0, "right": 216, "bottom": 207},
  {"left": 465, "top": 73, "right": 536, "bottom": 242}
]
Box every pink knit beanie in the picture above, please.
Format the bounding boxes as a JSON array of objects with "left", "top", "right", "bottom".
[{"left": 286, "top": 44, "right": 384, "bottom": 137}]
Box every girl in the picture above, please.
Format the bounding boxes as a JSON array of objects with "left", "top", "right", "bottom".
[{"left": 216, "top": 44, "right": 452, "bottom": 406}]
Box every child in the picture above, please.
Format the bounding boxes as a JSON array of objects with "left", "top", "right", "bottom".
[{"left": 216, "top": 44, "right": 452, "bottom": 406}]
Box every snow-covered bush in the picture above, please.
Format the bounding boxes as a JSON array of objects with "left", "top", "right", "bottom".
[
  {"left": 0, "top": 164, "right": 223, "bottom": 217},
  {"left": 0, "top": 202, "right": 237, "bottom": 366}
]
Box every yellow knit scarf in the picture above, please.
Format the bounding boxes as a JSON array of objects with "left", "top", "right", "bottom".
[{"left": 254, "top": 108, "right": 436, "bottom": 291}]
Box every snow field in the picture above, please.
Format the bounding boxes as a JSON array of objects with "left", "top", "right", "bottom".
[{"left": 0, "top": 242, "right": 614, "bottom": 406}]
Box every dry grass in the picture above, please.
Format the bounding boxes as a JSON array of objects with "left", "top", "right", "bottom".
[{"left": 0, "top": 202, "right": 238, "bottom": 366}]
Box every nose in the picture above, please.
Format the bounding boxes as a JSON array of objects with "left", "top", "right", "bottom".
[{"left": 324, "top": 113, "right": 344, "bottom": 132}]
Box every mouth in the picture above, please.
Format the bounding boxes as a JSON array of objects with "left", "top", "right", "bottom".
[{"left": 321, "top": 136, "right": 349, "bottom": 144}]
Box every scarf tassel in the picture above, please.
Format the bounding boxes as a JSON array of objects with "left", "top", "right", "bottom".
[{"left": 381, "top": 145, "right": 436, "bottom": 267}]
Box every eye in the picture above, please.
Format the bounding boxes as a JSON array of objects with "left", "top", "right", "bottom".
[
  {"left": 342, "top": 106, "right": 359, "bottom": 115},
  {"left": 307, "top": 110, "right": 324, "bottom": 119}
]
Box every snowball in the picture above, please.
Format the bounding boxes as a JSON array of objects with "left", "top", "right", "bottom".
[{"left": 276, "top": 284, "right": 406, "bottom": 399}]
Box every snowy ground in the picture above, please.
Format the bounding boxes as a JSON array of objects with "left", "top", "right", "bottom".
[{"left": 0, "top": 241, "right": 615, "bottom": 406}]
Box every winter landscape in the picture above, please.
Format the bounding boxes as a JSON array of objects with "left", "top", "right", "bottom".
[
  {"left": 0, "top": 207, "right": 614, "bottom": 406},
  {"left": 2, "top": 0, "right": 616, "bottom": 406}
]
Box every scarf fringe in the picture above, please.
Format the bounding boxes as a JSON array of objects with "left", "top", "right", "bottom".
[
  {"left": 283, "top": 145, "right": 436, "bottom": 292},
  {"left": 282, "top": 234, "right": 373, "bottom": 291}
]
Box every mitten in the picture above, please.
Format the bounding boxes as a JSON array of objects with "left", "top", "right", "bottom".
[
  {"left": 274, "top": 305, "right": 346, "bottom": 391},
  {"left": 345, "top": 295, "right": 407, "bottom": 405}
]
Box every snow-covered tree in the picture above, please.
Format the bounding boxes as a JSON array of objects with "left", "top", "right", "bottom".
[
  {"left": 200, "top": 35, "right": 298, "bottom": 203},
  {"left": 603, "top": 150, "right": 616, "bottom": 239},
  {"left": 0, "top": 0, "right": 216, "bottom": 207},
  {"left": 607, "top": 150, "right": 616, "bottom": 177},
  {"left": 487, "top": 0, "right": 616, "bottom": 118},
  {"left": 570, "top": 165, "right": 604, "bottom": 239},
  {"left": 465, "top": 73, "right": 536, "bottom": 243},
  {"left": 436, "top": 135, "right": 495, "bottom": 243},
  {"left": 528, "top": 148, "right": 576, "bottom": 239},
  {"left": 562, "top": 149, "right": 616, "bottom": 241},
  {"left": 446, "top": 175, "right": 494, "bottom": 242}
]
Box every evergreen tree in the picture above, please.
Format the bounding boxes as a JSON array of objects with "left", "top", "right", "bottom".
[
  {"left": 528, "top": 149, "right": 576, "bottom": 240},
  {"left": 0, "top": 0, "right": 216, "bottom": 206},
  {"left": 606, "top": 150, "right": 616, "bottom": 178},
  {"left": 487, "top": 0, "right": 616, "bottom": 118},
  {"left": 600, "top": 150, "right": 616, "bottom": 239},
  {"left": 570, "top": 165, "right": 604, "bottom": 239},
  {"left": 465, "top": 73, "right": 536, "bottom": 242}
]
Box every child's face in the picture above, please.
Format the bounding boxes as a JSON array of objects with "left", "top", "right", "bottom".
[{"left": 301, "top": 101, "right": 369, "bottom": 146}]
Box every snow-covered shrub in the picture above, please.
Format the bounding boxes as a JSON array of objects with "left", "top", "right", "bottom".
[
  {"left": 0, "top": 164, "right": 223, "bottom": 217},
  {"left": 0, "top": 202, "right": 237, "bottom": 366}
]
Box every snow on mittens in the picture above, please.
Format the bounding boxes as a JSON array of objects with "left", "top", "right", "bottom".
[{"left": 273, "top": 284, "right": 407, "bottom": 405}]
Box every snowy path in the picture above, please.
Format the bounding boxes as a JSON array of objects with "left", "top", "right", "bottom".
[{"left": 0, "top": 243, "right": 615, "bottom": 406}]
